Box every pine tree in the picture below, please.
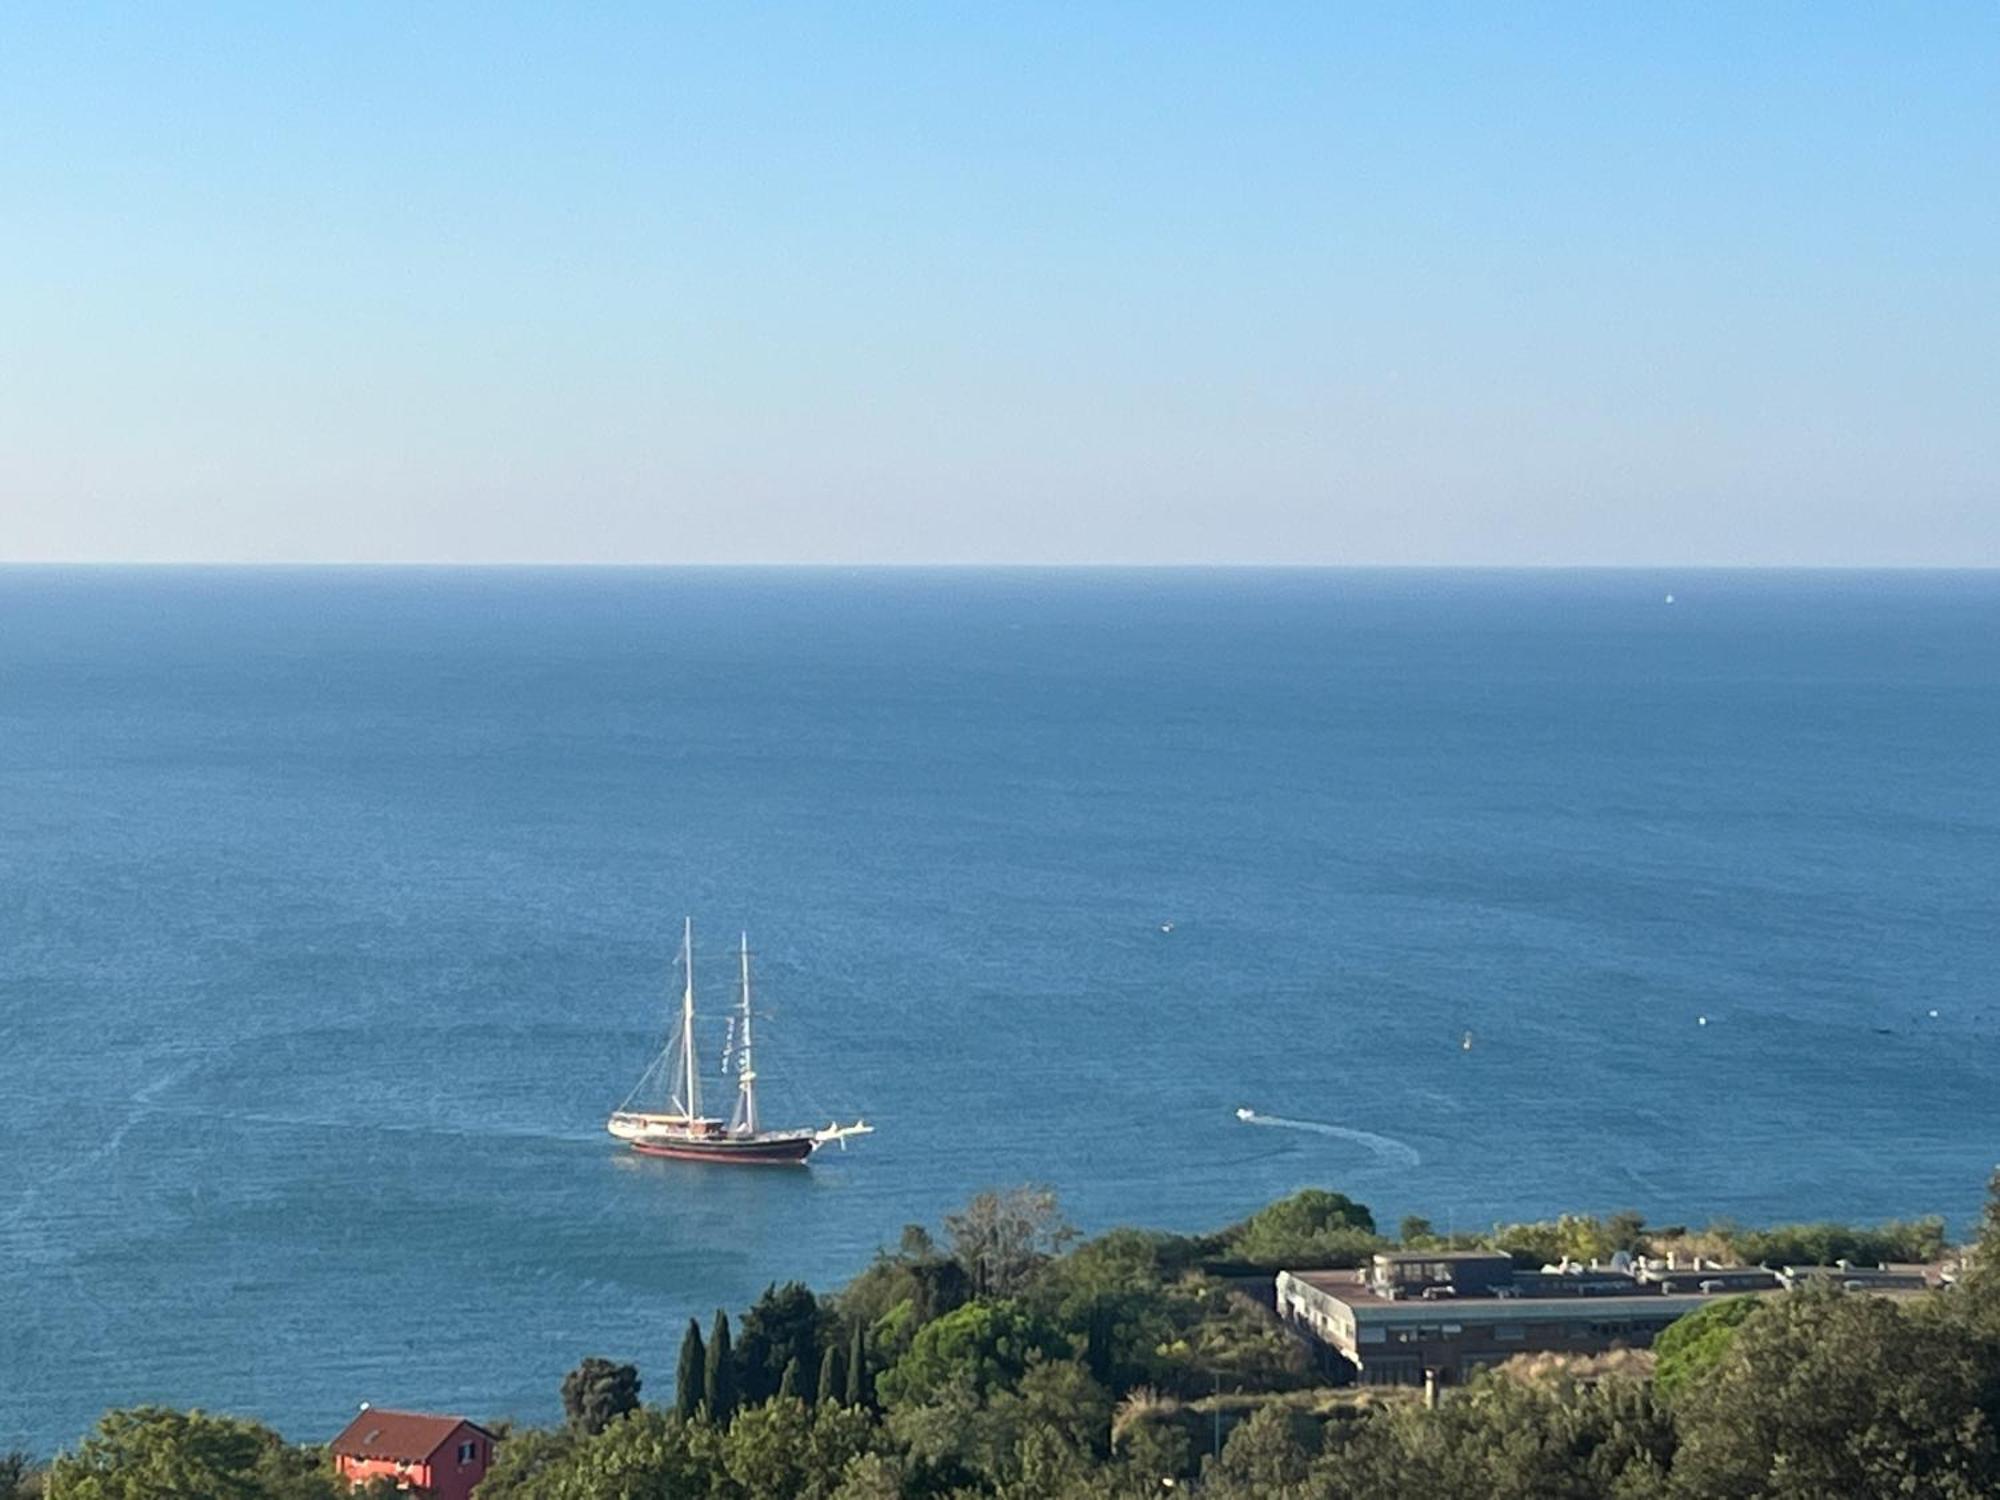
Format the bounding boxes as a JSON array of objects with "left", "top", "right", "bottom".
[
  {"left": 560, "top": 1357, "right": 641, "bottom": 1435},
  {"left": 777, "top": 1355, "right": 802, "bottom": 1402},
  {"left": 733, "top": 1281, "right": 826, "bottom": 1406},
  {"left": 675, "top": 1317, "right": 706, "bottom": 1421},
  {"left": 846, "top": 1319, "right": 872, "bottom": 1409},
  {"left": 704, "top": 1309, "right": 737, "bottom": 1427},
  {"left": 817, "top": 1341, "right": 844, "bottom": 1407}
]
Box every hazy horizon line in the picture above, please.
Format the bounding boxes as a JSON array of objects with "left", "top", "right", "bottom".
[{"left": 3, "top": 560, "right": 1996, "bottom": 573}]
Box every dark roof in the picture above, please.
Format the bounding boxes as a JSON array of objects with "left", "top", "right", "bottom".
[
  {"left": 1374, "top": 1250, "right": 1512, "bottom": 1263},
  {"left": 329, "top": 1409, "right": 493, "bottom": 1462},
  {"left": 1643, "top": 1269, "right": 1782, "bottom": 1293}
]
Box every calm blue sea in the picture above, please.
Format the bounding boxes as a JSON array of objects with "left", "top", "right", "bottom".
[{"left": 3, "top": 567, "right": 1996, "bottom": 1453}]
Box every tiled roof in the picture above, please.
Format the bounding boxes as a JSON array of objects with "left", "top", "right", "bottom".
[{"left": 329, "top": 1408, "right": 488, "bottom": 1462}]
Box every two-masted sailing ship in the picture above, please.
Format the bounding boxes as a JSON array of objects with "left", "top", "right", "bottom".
[{"left": 607, "top": 920, "right": 872, "bottom": 1165}]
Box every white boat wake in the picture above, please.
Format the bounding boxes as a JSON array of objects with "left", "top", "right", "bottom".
[
  {"left": 0, "top": 1058, "right": 200, "bottom": 1239},
  {"left": 158, "top": 1106, "right": 606, "bottom": 1147},
  {"left": 1234, "top": 1109, "right": 1422, "bottom": 1168}
]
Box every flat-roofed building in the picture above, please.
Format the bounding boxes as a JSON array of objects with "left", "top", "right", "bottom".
[
  {"left": 1366, "top": 1250, "right": 1517, "bottom": 1298},
  {"left": 1778, "top": 1263, "right": 1940, "bottom": 1294},
  {"left": 1279, "top": 1267, "right": 1740, "bottom": 1387},
  {"left": 1279, "top": 1249, "right": 1955, "bottom": 1388},
  {"left": 1633, "top": 1265, "right": 1785, "bottom": 1296}
]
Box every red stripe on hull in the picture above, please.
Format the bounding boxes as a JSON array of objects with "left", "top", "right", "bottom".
[{"left": 628, "top": 1137, "right": 816, "bottom": 1165}]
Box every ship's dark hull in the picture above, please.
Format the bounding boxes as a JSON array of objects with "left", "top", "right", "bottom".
[{"left": 628, "top": 1132, "right": 817, "bottom": 1165}]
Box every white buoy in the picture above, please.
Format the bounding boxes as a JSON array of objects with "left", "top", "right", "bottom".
[
  {"left": 1665, "top": 593, "right": 1676, "bottom": 605},
  {"left": 1159, "top": 922, "right": 1174, "bottom": 934},
  {"left": 1697, "top": 1015, "right": 1708, "bottom": 1026}
]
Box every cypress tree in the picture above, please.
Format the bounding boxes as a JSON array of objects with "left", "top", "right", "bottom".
[
  {"left": 675, "top": 1317, "right": 706, "bottom": 1421},
  {"left": 846, "top": 1319, "right": 872, "bottom": 1409},
  {"left": 777, "top": 1355, "right": 802, "bottom": 1402},
  {"left": 1084, "top": 1299, "right": 1116, "bottom": 1388},
  {"left": 817, "top": 1341, "right": 844, "bottom": 1407},
  {"left": 704, "top": 1310, "right": 736, "bottom": 1426}
]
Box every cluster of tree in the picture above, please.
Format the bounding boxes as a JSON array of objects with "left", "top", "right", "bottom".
[
  {"left": 1148, "top": 1185, "right": 1945, "bottom": 1278},
  {"left": 11, "top": 1408, "right": 398, "bottom": 1500},
  {"left": 469, "top": 1182, "right": 1323, "bottom": 1498},
  {"left": 1183, "top": 1179, "right": 2000, "bottom": 1500},
  {"left": 1722, "top": 1216, "right": 1947, "bottom": 1269},
  {"left": 1, "top": 1451, "right": 40, "bottom": 1500},
  {"left": 1197, "top": 1269, "right": 2000, "bottom": 1499},
  {"left": 20, "top": 1176, "right": 1998, "bottom": 1499},
  {"left": 470, "top": 1176, "right": 2000, "bottom": 1498},
  {"left": 1245, "top": 1197, "right": 1948, "bottom": 1276}
]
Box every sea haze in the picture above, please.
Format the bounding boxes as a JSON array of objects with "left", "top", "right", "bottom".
[{"left": 1, "top": 566, "right": 1995, "bottom": 1451}]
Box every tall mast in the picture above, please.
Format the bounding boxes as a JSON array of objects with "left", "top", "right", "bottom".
[
  {"left": 680, "top": 917, "right": 702, "bottom": 1120},
  {"left": 735, "top": 932, "right": 760, "bottom": 1136}
]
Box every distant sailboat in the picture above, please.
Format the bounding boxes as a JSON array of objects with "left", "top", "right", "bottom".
[{"left": 607, "top": 920, "right": 871, "bottom": 1165}]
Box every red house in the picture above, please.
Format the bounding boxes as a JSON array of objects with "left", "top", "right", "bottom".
[{"left": 328, "top": 1406, "right": 498, "bottom": 1500}]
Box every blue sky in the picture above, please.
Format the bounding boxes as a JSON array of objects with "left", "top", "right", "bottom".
[{"left": 2, "top": 4, "right": 1995, "bottom": 563}]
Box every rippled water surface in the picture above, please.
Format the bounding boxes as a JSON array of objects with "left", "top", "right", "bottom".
[{"left": 3, "top": 567, "right": 1996, "bottom": 1452}]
